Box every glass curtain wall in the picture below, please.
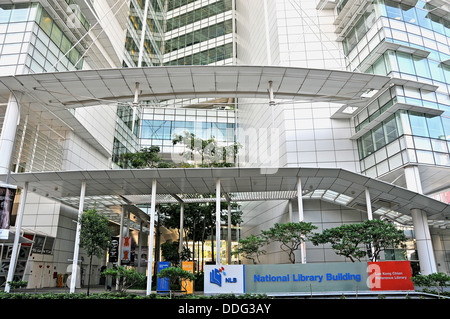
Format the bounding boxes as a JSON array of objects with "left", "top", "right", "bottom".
[
  {"left": 350, "top": 0, "right": 450, "bottom": 174},
  {"left": 0, "top": 3, "right": 84, "bottom": 74},
  {"left": 163, "top": 0, "right": 234, "bottom": 65}
]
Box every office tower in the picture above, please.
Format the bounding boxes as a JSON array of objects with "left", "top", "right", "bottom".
[
  {"left": 135, "top": 0, "right": 237, "bottom": 161},
  {"left": 0, "top": 0, "right": 129, "bottom": 287},
  {"left": 235, "top": 0, "right": 449, "bottom": 274}
]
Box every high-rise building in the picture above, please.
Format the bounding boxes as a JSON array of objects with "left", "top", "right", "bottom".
[
  {"left": 0, "top": 0, "right": 130, "bottom": 288},
  {"left": 0, "top": 0, "right": 449, "bottom": 290},
  {"left": 235, "top": 0, "right": 450, "bottom": 275}
]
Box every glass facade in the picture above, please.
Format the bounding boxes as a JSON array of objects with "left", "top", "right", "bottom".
[
  {"left": 140, "top": 107, "right": 236, "bottom": 155},
  {"left": 0, "top": 3, "right": 84, "bottom": 75},
  {"left": 112, "top": 104, "right": 141, "bottom": 168},
  {"left": 125, "top": 0, "right": 237, "bottom": 166},
  {"left": 342, "top": 0, "right": 450, "bottom": 177},
  {"left": 163, "top": 0, "right": 234, "bottom": 66},
  {"left": 124, "top": 0, "right": 165, "bottom": 67}
]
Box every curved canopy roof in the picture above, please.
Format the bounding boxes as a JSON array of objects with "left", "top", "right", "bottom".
[
  {"left": 2, "top": 167, "right": 449, "bottom": 230},
  {"left": 0, "top": 65, "right": 390, "bottom": 108}
]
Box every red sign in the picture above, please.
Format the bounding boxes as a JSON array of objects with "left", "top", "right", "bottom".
[
  {"left": 368, "top": 261, "right": 414, "bottom": 291},
  {"left": 121, "top": 236, "right": 131, "bottom": 264}
]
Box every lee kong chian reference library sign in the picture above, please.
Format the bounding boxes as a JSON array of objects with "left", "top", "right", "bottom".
[{"left": 204, "top": 261, "right": 414, "bottom": 294}]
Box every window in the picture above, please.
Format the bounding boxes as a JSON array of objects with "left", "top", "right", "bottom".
[
  {"left": 412, "top": 56, "right": 430, "bottom": 78},
  {"left": 396, "top": 52, "right": 415, "bottom": 74},
  {"left": 385, "top": 0, "right": 402, "bottom": 20},
  {"left": 384, "top": 115, "right": 399, "bottom": 143},
  {"left": 373, "top": 123, "right": 386, "bottom": 149},
  {"left": 9, "top": 4, "right": 29, "bottom": 22},
  {"left": 361, "top": 132, "right": 375, "bottom": 157},
  {"left": 426, "top": 115, "right": 445, "bottom": 139},
  {"left": 409, "top": 111, "right": 429, "bottom": 137}
]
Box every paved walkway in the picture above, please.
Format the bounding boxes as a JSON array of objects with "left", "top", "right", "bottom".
[{"left": 7, "top": 285, "right": 148, "bottom": 295}]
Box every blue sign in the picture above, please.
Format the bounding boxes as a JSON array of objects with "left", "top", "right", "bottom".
[
  {"left": 210, "top": 267, "right": 223, "bottom": 286},
  {"left": 210, "top": 266, "right": 238, "bottom": 287},
  {"left": 157, "top": 261, "right": 170, "bottom": 292}
]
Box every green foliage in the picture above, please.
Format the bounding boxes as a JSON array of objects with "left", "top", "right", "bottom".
[
  {"left": 232, "top": 234, "right": 268, "bottom": 264},
  {"left": 412, "top": 272, "right": 450, "bottom": 295},
  {"left": 159, "top": 201, "right": 242, "bottom": 265},
  {"left": 79, "top": 208, "right": 112, "bottom": 259},
  {"left": 7, "top": 280, "right": 27, "bottom": 289},
  {"left": 102, "top": 266, "right": 146, "bottom": 293},
  {"left": 157, "top": 266, "right": 196, "bottom": 294},
  {"left": 0, "top": 291, "right": 270, "bottom": 300},
  {"left": 122, "top": 146, "right": 175, "bottom": 168},
  {"left": 161, "top": 241, "right": 191, "bottom": 266},
  {"left": 310, "top": 219, "right": 407, "bottom": 262},
  {"left": 310, "top": 223, "right": 367, "bottom": 262},
  {"left": 261, "top": 222, "right": 318, "bottom": 264}
]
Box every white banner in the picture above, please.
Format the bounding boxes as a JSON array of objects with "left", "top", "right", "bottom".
[
  {"left": 204, "top": 265, "right": 245, "bottom": 294},
  {"left": 0, "top": 185, "right": 16, "bottom": 239}
]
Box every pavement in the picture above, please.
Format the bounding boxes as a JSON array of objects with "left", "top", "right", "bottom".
[{"left": 6, "top": 285, "right": 148, "bottom": 295}]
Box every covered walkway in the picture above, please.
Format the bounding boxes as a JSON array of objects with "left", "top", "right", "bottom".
[{"left": 1, "top": 167, "right": 449, "bottom": 295}]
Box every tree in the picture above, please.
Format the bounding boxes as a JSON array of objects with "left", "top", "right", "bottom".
[
  {"left": 363, "top": 219, "right": 407, "bottom": 261},
  {"left": 412, "top": 272, "right": 450, "bottom": 297},
  {"left": 161, "top": 240, "right": 191, "bottom": 267},
  {"left": 102, "top": 266, "right": 146, "bottom": 294},
  {"left": 172, "top": 132, "right": 241, "bottom": 167},
  {"left": 232, "top": 234, "right": 268, "bottom": 264},
  {"left": 310, "top": 219, "right": 407, "bottom": 262},
  {"left": 157, "top": 266, "right": 196, "bottom": 297},
  {"left": 310, "top": 223, "right": 367, "bottom": 262},
  {"left": 159, "top": 201, "right": 242, "bottom": 267},
  {"left": 261, "top": 222, "right": 318, "bottom": 264},
  {"left": 79, "top": 208, "right": 112, "bottom": 295},
  {"left": 122, "top": 146, "right": 175, "bottom": 168}
]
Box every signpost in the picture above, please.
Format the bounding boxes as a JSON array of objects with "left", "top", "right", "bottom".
[
  {"left": 204, "top": 262, "right": 415, "bottom": 294},
  {"left": 182, "top": 261, "right": 194, "bottom": 294},
  {"left": 157, "top": 261, "right": 170, "bottom": 293}
]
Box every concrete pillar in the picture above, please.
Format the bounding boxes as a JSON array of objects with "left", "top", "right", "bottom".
[
  {"left": 365, "top": 187, "right": 373, "bottom": 220},
  {"left": 138, "top": 221, "right": 143, "bottom": 273},
  {"left": 146, "top": 179, "right": 157, "bottom": 296},
  {"left": 411, "top": 208, "right": 437, "bottom": 275},
  {"left": 5, "top": 182, "right": 28, "bottom": 292},
  {"left": 178, "top": 203, "right": 184, "bottom": 256},
  {"left": 216, "top": 179, "right": 221, "bottom": 265},
  {"left": 227, "top": 201, "right": 231, "bottom": 264},
  {"left": 115, "top": 206, "right": 126, "bottom": 290},
  {"left": 404, "top": 165, "right": 437, "bottom": 274},
  {"left": 70, "top": 180, "right": 86, "bottom": 293},
  {"left": 0, "top": 92, "right": 22, "bottom": 176},
  {"left": 297, "top": 177, "right": 305, "bottom": 264}
]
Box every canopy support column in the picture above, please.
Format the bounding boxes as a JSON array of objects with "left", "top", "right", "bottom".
[
  {"left": 0, "top": 91, "right": 22, "bottom": 178},
  {"left": 178, "top": 202, "right": 184, "bottom": 257},
  {"left": 216, "top": 179, "right": 221, "bottom": 265},
  {"left": 411, "top": 208, "right": 437, "bottom": 275},
  {"left": 138, "top": 221, "right": 143, "bottom": 273},
  {"left": 227, "top": 201, "right": 231, "bottom": 264},
  {"left": 70, "top": 180, "right": 86, "bottom": 293},
  {"left": 146, "top": 178, "right": 157, "bottom": 296},
  {"left": 5, "top": 182, "right": 28, "bottom": 292},
  {"left": 405, "top": 165, "right": 437, "bottom": 274},
  {"left": 297, "top": 177, "right": 306, "bottom": 264},
  {"left": 365, "top": 188, "right": 373, "bottom": 220},
  {"left": 365, "top": 187, "right": 375, "bottom": 259}
]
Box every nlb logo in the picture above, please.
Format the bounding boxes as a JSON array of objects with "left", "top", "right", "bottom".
[{"left": 210, "top": 266, "right": 237, "bottom": 287}]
